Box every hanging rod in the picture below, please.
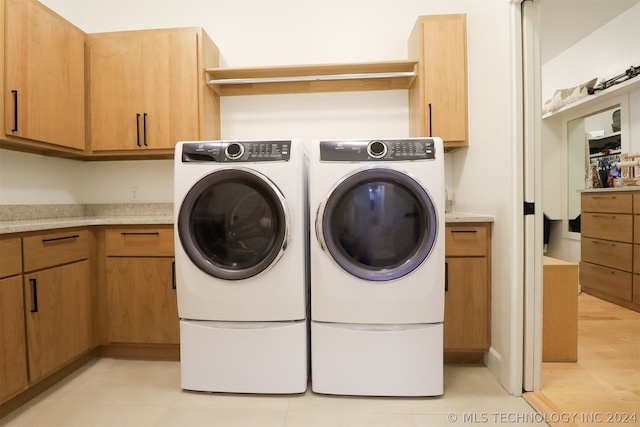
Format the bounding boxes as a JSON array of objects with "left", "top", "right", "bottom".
[{"left": 208, "top": 71, "right": 416, "bottom": 85}]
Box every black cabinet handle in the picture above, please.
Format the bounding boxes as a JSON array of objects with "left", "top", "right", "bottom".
[
  {"left": 428, "top": 103, "right": 432, "bottom": 137},
  {"left": 42, "top": 234, "right": 80, "bottom": 243},
  {"left": 120, "top": 232, "right": 160, "bottom": 236},
  {"left": 172, "top": 261, "right": 176, "bottom": 290},
  {"left": 30, "top": 278, "right": 38, "bottom": 313},
  {"left": 450, "top": 229, "right": 478, "bottom": 234},
  {"left": 11, "top": 90, "right": 18, "bottom": 132},
  {"left": 136, "top": 113, "right": 141, "bottom": 147},
  {"left": 444, "top": 261, "right": 448, "bottom": 292},
  {"left": 143, "top": 113, "right": 148, "bottom": 147}
]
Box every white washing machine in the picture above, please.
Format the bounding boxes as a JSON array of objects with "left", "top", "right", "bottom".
[
  {"left": 174, "top": 139, "right": 309, "bottom": 394},
  {"left": 309, "top": 138, "right": 444, "bottom": 397}
]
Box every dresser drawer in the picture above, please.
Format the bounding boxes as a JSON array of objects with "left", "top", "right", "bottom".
[
  {"left": 445, "top": 224, "right": 488, "bottom": 257},
  {"left": 105, "top": 226, "right": 174, "bottom": 257},
  {"left": 634, "top": 244, "right": 640, "bottom": 273},
  {"left": 581, "top": 237, "right": 632, "bottom": 272},
  {"left": 23, "top": 229, "right": 89, "bottom": 272},
  {"left": 0, "top": 237, "right": 22, "bottom": 278},
  {"left": 581, "top": 192, "right": 632, "bottom": 214},
  {"left": 581, "top": 213, "right": 633, "bottom": 243},
  {"left": 635, "top": 215, "right": 640, "bottom": 244},
  {"left": 580, "top": 261, "right": 632, "bottom": 301},
  {"left": 634, "top": 193, "right": 640, "bottom": 212}
]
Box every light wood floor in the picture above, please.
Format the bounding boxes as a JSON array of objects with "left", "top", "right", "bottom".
[{"left": 525, "top": 292, "right": 640, "bottom": 427}]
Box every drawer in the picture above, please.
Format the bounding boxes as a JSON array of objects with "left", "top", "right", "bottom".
[
  {"left": 23, "top": 229, "right": 89, "bottom": 272},
  {"left": 105, "top": 226, "right": 174, "bottom": 257},
  {"left": 634, "top": 275, "right": 640, "bottom": 304},
  {"left": 581, "top": 213, "right": 632, "bottom": 243},
  {"left": 0, "top": 237, "right": 22, "bottom": 278},
  {"left": 635, "top": 244, "right": 640, "bottom": 273},
  {"left": 445, "top": 224, "right": 489, "bottom": 257},
  {"left": 634, "top": 193, "right": 640, "bottom": 212},
  {"left": 581, "top": 237, "right": 632, "bottom": 272},
  {"left": 635, "top": 215, "right": 640, "bottom": 243},
  {"left": 580, "top": 261, "right": 632, "bottom": 301},
  {"left": 581, "top": 192, "right": 632, "bottom": 214}
]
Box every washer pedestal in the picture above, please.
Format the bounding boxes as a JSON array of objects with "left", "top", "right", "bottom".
[
  {"left": 180, "top": 319, "right": 308, "bottom": 394},
  {"left": 311, "top": 321, "right": 443, "bottom": 396}
]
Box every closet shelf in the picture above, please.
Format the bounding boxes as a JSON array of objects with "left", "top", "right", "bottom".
[{"left": 205, "top": 60, "right": 418, "bottom": 96}]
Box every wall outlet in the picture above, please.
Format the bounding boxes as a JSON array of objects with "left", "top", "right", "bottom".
[{"left": 130, "top": 186, "right": 139, "bottom": 201}]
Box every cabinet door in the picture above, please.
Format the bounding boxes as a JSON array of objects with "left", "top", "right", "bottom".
[
  {"left": 142, "top": 31, "right": 199, "bottom": 149},
  {"left": 24, "top": 261, "right": 92, "bottom": 382},
  {"left": 5, "top": 0, "right": 85, "bottom": 150},
  {"left": 444, "top": 257, "right": 489, "bottom": 351},
  {"left": 0, "top": 275, "right": 28, "bottom": 402},
  {"left": 409, "top": 15, "right": 468, "bottom": 149},
  {"left": 106, "top": 257, "right": 179, "bottom": 344},
  {"left": 89, "top": 30, "right": 199, "bottom": 152},
  {"left": 88, "top": 33, "right": 144, "bottom": 151}
]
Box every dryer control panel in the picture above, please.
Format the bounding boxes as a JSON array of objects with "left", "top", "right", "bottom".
[
  {"left": 319, "top": 139, "right": 436, "bottom": 162},
  {"left": 182, "top": 141, "right": 291, "bottom": 162}
]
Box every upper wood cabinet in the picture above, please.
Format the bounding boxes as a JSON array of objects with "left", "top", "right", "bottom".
[
  {"left": 408, "top": 14, "right": 468, "bottom": 151},
  {"left": 3, "top": 0, "right": 86, "bottom": 153},
  {"left": 87, "top": 27, "right": 220, "bottom": 157}
]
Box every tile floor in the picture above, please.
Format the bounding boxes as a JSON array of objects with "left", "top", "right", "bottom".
[{"left": 2, "top": 360, "right": 547, "bottom": 427}]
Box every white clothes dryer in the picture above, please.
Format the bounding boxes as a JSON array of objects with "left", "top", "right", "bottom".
[
  {"left": 174, "top": 139, "right": 309, "bottom": 394},
  {"left": 309, "top": 138, "right": 444, "bottom": 397}
]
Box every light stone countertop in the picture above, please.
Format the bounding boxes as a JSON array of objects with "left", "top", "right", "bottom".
[
  {"left": 0, "top": 204, "right": 493, "bottom": 234},
  {"left": 579, "top": 186, "right": 640, "bottom": 193}
]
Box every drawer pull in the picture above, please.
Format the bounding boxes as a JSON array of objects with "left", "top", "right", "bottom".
[
  {"left": 42, "top": 235, "right": 80, "bottom": 243},
  {"left": 120, "top": 232, "right": 160, "bottom": 236},
  {"left": 591, "top": 214, "right": 616, "bottom": 219},
  {"left": 30, "top": 278, "right": 38, "bottom": 313},
  {"left": 450, "top": 229, "right": 478, "bottom": 233},
  {"left": 591, "top": 240, "right": 616, "bottom": 246}
]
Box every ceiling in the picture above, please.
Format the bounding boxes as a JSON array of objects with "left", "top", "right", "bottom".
[{"left": 539, "top": 0, "right": 639, "bottom": 64}]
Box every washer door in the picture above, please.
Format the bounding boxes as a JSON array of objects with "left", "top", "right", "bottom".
[
  {"left": 317, "top": 167, "right": 437, "bottom": 281},
  {"left": 178, "top": 167, "right": 291, "bottom": 280}
]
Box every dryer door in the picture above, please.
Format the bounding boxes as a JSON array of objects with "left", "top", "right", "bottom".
[
  {"left": 178, "top": 167, "right": 291, "bottom": 280},
  {"left": 317, "top": 167, "right": 437, "bottom": 281}
]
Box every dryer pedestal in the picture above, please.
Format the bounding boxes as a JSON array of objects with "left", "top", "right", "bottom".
[
  {"left": 180, "top": 319, "right": 308, "bottom": 394},
  {"left": 311, "top": 321, "right": 443, "bottom": 396}
]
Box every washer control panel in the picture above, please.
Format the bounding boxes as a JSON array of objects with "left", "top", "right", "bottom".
[
  {"left": 182, "top": 141, "right": 291, "bottom": 162},
  {"left": 319, "top": 139, "right": 436, "bottom": 162}
]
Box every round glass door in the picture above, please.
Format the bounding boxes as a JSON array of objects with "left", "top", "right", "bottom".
[
  {"left": 178, "top": 168, "right": 290, "bottom": 280},
  {"left": 317, "top": 167, "right": 437, "bottom": 281}
]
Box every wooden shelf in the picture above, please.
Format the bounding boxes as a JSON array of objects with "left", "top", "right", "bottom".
[{"left": 205, "top": 60, "right": 418, "bottom": 96}]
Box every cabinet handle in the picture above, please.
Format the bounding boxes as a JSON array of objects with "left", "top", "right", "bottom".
[
  {"left": 172, "top": 261, "right": 176, "bottom": 290},
  {"left": 30, "top": 278, "right": 38, "bottom": 313},
  {"left": 591, "top": 240, "right": 616, "bottom": 247},
  {"left": 592, "top": 214, "right": 616, "bottom": 219},
  {"left": 120, "top": 232, "right": 160, "bottom": 236},
  {"left": 42, "top": 234, "right": 80, "bottom": 243},
  {"left": 428, "top": 103, "right": 433, "bottom": 137},
  {"left": 450, "top": 229, "right": 478, "bottom": 234},
  {"left": 11, "top": 90, "right": 18, "bottom": 132},
  {"left": 136, "top": 113, "right": 141, "bottom": 147},
  {"left": 143, "top": 113, "right": 148, "bottom": 147},
  {"left": 444, "top": 261, "right": 448, "bottom": 292}
]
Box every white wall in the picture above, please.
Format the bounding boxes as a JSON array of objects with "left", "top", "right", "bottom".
[{"left": 1, "top": 0, "right": 523, "bottom": 394}]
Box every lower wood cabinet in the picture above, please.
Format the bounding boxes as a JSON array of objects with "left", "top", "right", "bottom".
[
  {"left": 0, "top": 237, "right": 28, "bottom": 402},
  {"left": 0, "top": 275, "right": 28, "bottom": 402},
  {"left": 444, "top": 222, "right": 492, "bottom": 355},
  {"left": 24, "top": 260, "right": 92, "bottom": 382},
  {"left": 22, "top": 230, "right": 92, "bottom": 383},
  {"left": 104, "top": 226, "right": 178, "bottom": 345}
]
